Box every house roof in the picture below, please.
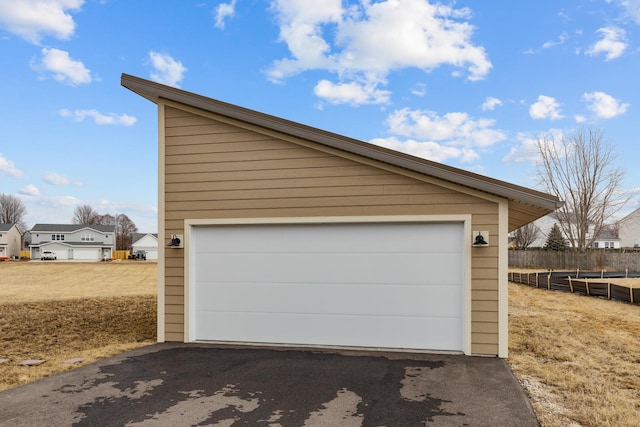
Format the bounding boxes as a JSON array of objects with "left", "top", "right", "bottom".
[
  {"left": 0, "top": 224, "right": 16, "bottom": 232},
  {"left": 121, "top": 73, "right": 562, "bottom": 231},
  {"left": 620, "top": 207, "right": 640, "bottom": 224},
  {"left": 132, "top": 233, "right": 158, "bottom": 244},
  {"left": 31, "top": 224, "right": 116, "bottom": 233}
]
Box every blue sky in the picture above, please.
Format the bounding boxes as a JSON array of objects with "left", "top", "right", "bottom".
[{"left": 1, "top": 0, "right": 639, "bottom": 233}]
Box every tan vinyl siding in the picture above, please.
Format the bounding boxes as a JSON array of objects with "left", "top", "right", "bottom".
[{"left": 162, "top": 105, "right": 501, "bottom": 354}]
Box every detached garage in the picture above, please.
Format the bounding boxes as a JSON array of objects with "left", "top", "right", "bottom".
[{"left": 122, "top": 74, "right": 561, "bottom": 357}]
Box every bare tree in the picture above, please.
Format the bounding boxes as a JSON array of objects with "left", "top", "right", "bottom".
[
  {"left": 513, "top": 222, "right": 540, "bottom": 249},
  {"left": 72, "top": 204, "right": 98, "bottom": 224},
  {"left": 94, "top": 213, "right": 116, "bottom": 225},
  {"left": 0, "top": 193, "right": 27, "bottom": 231},
  {"left": 115, "top": 213, "right": 138, "bottom": 250},
  {"left": 536, "top": 126, "right": 628, "bottom": 251}
]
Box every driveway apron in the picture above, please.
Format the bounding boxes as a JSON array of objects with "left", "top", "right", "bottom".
[{"left": 0, "top": 343, "right": 539, "bottom": 426}]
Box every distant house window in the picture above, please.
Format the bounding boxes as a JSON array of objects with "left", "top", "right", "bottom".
[{"left": 81, "top": 234, "right": 95, "bottom": 241}]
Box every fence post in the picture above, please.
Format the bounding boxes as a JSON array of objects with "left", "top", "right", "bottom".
[
  {"left": 585, "top": 278, "right": 590, "bottom": 296},
  {"left": 547, "top": 273, "right": 551, "bottom": 290},
  {"left": 536, "top": 272, "right": 539, "bottom": 288},
  {"left": 568, "top": 276, "right": 574, "bottom": 293},
  {"left": 608, "top": 282, "right": 611, "bottom": 300},
  {"left": 631, "top": 288, "right": 635, "bottom": 304}
]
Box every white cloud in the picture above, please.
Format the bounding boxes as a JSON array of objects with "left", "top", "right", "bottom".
[
  {"left": 33, "top": 47, "right": 92, "bottom": 85},
  {"left": 42, "top": 172, "right": 71, "bottom": 185},
  {"left": 386, "top": 108, "right": 506, "bottom": 148},
  {"left": 267, "top": 0, "right": 491, "bottom": 105},
  {"left": 481, "top": 97, "right": 502, "bottom": 111},
  {"left": 410, "top": 82, "right": 427, "bottom": 97},
  {"left": 214, "top": 0, "right": 236, "bottom": 29},
  {"left": 19, "top": 184, "right": 40, "bottom": 196},
  {"left": 148, "top": 51, "right": 187, "bottom": 87},
  {"left": 582, "top": 91, "right": 629, "bottom": 119},
  {"left": 616, "top": 0, "right": 640, "bottom": 25},
  {"left": 313, "top": 79, "right": 391, "bottom": 105},
  {"left": 59, "top": 108, "right": 137, "bottom": 125},
  {"left": 370, "top": 107, "right": 505, "bottom": 164},
  {"left": 0, "top": 153, "right": 24, "bottom": 178},
  {"left": 542, "top": 32, "right": 568, "bottom": 49},
  {"left": 503, "top": 129, "right": 564, "bottom": 164},
  {"left": 574, "top": 114, "right": 586, "bottom": 123},
  {"left": 585, "top": 27, "right": 627, "bottom": 60},
  {"left": 370, "top": 137, "right": 479, "bottom": 163},
  {"left": 502, "top": 133, "right": 539, "bottom": 164},
  {"left": 0, "top": 0, "right": 83, "bottom": 44},
  {"left": 529, "top": 95, "right": 564, "bottom": 120}
]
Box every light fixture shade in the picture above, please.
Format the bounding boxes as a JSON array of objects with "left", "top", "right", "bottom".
[
  {"left": 472, "top": 231, "right": 489, "bottom": 247},
  {"left": 168, "top": 234, "right": 183, "bottom": 248}
]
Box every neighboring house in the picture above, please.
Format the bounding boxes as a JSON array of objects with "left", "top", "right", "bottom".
[
  {"left": 524, "top": 212, "right": 617, "bottom": 249},
  {"left": 122, "top": 74, "right": 561, "bottom": 358},
  {"left": 0, "top": 224, "right": 23, "bottom": 259},
  {"left": 131, "top": 233, "right": 158, "bottom": 260},
  {"left": 619, "top": 208, "right": 640, "bottom": 248},
  {"left": 29, "top": 224, "right": 116, "bottom": 261},
  {"left": 588, "top": 230, "right": 620, "bottom": 249}
]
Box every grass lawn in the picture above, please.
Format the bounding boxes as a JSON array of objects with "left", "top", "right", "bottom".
[
  {"left": 508, "top": 282, "right": 640, "bottom": 427},
  {"left": 1, "top": 262, "right": 639, "bottom": 426},
  {"left": 0, "top": 261, "right": 156, "bottom": 391}
]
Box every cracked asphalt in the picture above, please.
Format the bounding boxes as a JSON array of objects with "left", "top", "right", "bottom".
[{"left": 0, "top": 343, "right": 539, "bottom": 426}]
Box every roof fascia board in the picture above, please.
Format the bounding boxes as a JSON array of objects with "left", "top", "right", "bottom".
[{"left": 121, "top": 73, "right": 561, "bottom": 211}]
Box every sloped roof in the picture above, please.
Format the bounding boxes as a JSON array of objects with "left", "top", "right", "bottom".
[
  {"left": 620, "top": 207, "right": 640, "bottom": 223},
  {"left": 121, "top": 73, "right": 562, "bottom": 230},
  {"left": 132, "top": 233, "right": 158, "bottom": 244},
  {"left": 0, "top": 224, "right": 16, "bottom": 232},
  {"left": 31, "top": 224, "right": 116, "bottom": 233}
]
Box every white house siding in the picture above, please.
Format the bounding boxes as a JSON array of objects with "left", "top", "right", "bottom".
[{"left": 619, "top": 208, "right": 640, "bottom": 248}]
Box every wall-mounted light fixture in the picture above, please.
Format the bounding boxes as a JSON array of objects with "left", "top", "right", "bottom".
[
  {"left": 168, "top": 234, "right": 183, "bottom": 248},
  {"left": 472, "top": 231, "right": 489, "bottom": 247}
]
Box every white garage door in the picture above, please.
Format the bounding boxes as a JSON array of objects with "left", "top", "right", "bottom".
[
  {"left": 190, "top": 222, "right": 465, "bottom": 352},
  {"left": 73, "top": 248, "right": 99, "bottom": 260}
]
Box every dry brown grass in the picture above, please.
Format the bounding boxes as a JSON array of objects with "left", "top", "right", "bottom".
[
  {"left": 0, "top": 261, "right": 157, "bottom": 303},
  {"left": 508, "top": 282, "right": 640, "bottom": 426},
  {"left": 0, "top": 261, "right": 157, "bottom": 391}
]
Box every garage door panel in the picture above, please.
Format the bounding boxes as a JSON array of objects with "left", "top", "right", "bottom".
[
  {"left": 194, "top": 282, "right": 463, "bottom": 318},
  {"left": 195, "top": 311, "right": 462, "bottom": 351},
  {"left": 197, "top": 223, "right": 463, "bottom": 254},
  {"left": 196, "top": 252, "right": 463, "bottom": 286},
  {"left": 191, "top": 222, "right": 465, "bottom": 352},
  {"left": 74, "top": 248, "right": 99, "bottom": 260}
]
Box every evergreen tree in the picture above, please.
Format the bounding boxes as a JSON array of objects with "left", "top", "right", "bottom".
[{"left": 544, "top": 223, "right": 566, "bottom": 251}]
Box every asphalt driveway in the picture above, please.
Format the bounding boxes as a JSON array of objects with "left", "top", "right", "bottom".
[{"left": 0, "top": 343, "right": 538, "bottom": 426}]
